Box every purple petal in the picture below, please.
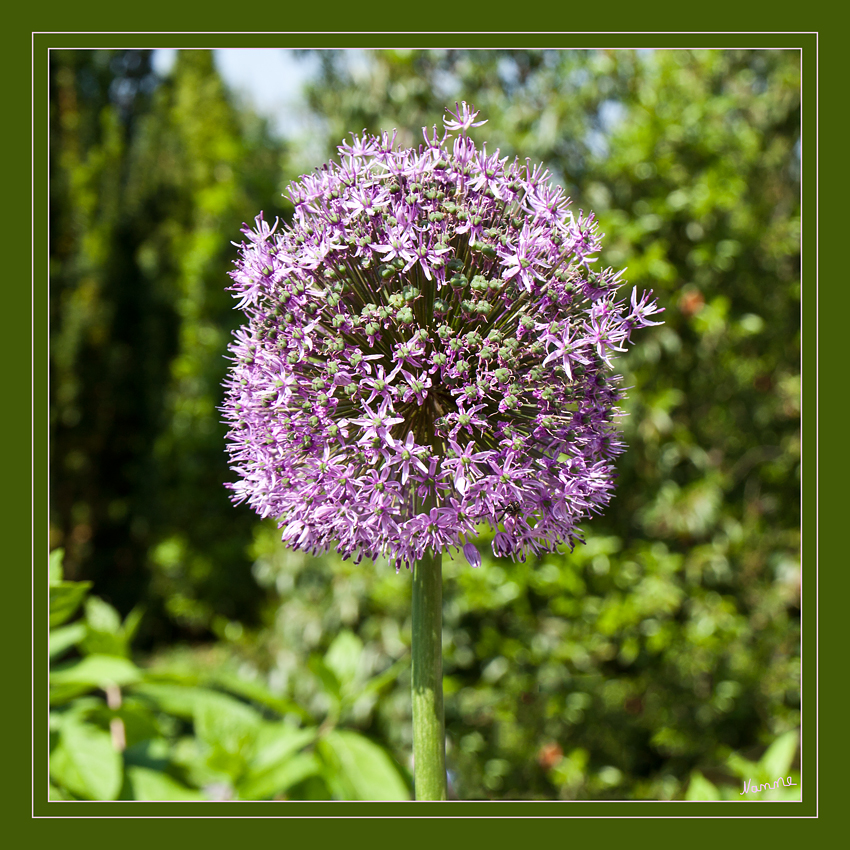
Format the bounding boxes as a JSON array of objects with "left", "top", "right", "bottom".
[{"left": 463, "top": 542, "right": 482, "bottom": 569}]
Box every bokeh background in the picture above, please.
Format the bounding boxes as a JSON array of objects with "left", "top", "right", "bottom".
[{"left": 48, "top": 48, "right": 801, "bottom": 802}]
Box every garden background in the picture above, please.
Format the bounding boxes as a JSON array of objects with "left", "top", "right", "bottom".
[{"left": 48, "top": 47, "right": 802, "bottom": 802}]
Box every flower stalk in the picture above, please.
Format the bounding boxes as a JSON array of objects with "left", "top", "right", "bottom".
[{"left": 411, "top": 547, "right": 446, "bottom": 800}]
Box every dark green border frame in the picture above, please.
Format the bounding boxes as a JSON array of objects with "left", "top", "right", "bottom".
[{"left": 28, "top": 29, "right": 817, "bottom": 825}]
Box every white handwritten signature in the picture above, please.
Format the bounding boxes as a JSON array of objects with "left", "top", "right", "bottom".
[{"left": 740, "top": 776, "right": 798, "bottom": 796}]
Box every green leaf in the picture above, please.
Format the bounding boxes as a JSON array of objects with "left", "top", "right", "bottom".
[
  {"left": 49, "top": 622, "right": 87, "bottom": 659},
  {"left": 50, "top": 654, "right": 142, "bottom": 689},
  {"left": 318, "top": 730, "right": 410, "bottom": 801},
  {"left": 49, "top": 548, "right": 64, "bottom": 583},
  {"left": 49, "top": 682, "right": 100, "bottom": 707},
  {"left": 130, "top": 682, "right": 211, "bottom": 718},
  {"left": 760, "top": 731, "right": 798, "bottom": 779},
  {"left": 85, "top": 596, "right": 122, "bottom": 634},
  {"left": 48, "top": 783, "right": 70, "bottom": 801},
  {"left": 725, "top": 750, "right": 758, "bottom": 780},
  {"left": 80, "top": 596, "right": 138, "bottom": 657},
  {"left": 193, "top": 692, "right": 262, "bottom": 755},
  {"left": 237, "top": 722, "right": 319, "bottom": 799},
  {"left": 49, "top": 581, "right": 92, "bottom": 628},
  {"left": 324, "top": 630, "right": 363, "bottom": 691},
  {"left": 49, "top": 685, "right": 96, "bottom": 707},
  {"left": 126, "top": 766, "right": 205, "bottom": 801},
  {"left": 308, "top": 655, "right": 342, "bottom": 702},
  {"left": 50, "top": 718, "right": 122, "bottom": 800},
  {"left": 685, "top": 770, "right": 721, "bottom": 801},
  {"left": 208, "top": 669, "right": 311, "bottom": 722},
  {"left": 238, "top": 752, "right": 321, "bottom": 801},
  {"left": 121, "top": 606, "right": 145, "bottom": 644},
  {"left": 250, "top": 722, "right": 317, "bottom": 772}
]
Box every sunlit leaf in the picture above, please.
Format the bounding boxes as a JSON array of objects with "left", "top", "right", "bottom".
[
  {"left": 126, "top": 766, "right": 205, "bottom": 801},
  {"left": 319, "top": 730, "right": 410, "bottom": 801},
  {"left": 50, "top": 654, "right": 142, "bottom": 688},
  {"left": 50, "top": 718, "right": 122, "bottom": 801}
]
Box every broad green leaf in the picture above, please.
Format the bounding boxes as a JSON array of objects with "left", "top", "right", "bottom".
[
  {"left": 324, "top": 630, "right": 363, "bottom": 690},
  {"left": 308, "top": 655, "right": 342, "bottom": 702},
  {"left": 48, "top": 548, "right": 64, "bottom": 583},
  {"left": 760, "top": 731, "right": 798, "bottom": 779},
  {"left": 725, "top": 750, "right": 758, "bottom": 780},
  {"left": 50, "top": 718, "right": 122, "bottom": 800},
  {"left": 49, "top": 682, "right": 99, "bottom": 707},
  {"left": 319, "top": 729, "right": 410, "bottom": 801},
  {"left": 50, "top": 697, "right": 103, "bottom": 721},
  {"left": 250, "top": 722, "right": 317, "bottom": 772},
  {"left": 238, "top": 752, "right": 321, "bottom": 801},
  {"left": 130, "top": 682, "right": 211, "bottom": 718},
  {"left": 50, "top": 654, "right": 142, "bottom": 689},
  {"left": 126, "top": 766, "right": 205, "bottom": 801},
  {"left": 49, "top": 581, "right": 92, "bottom": 628},
  {"left": 131, "top": 683, "right": 253, "bottom": 721},
  {"left": 80, "top": 631, "right": 130, "bottom": 659},
  {"left": 169, "top": 735, "right": 236, "bottom": 791},
  {"left": 193, "top": 692, "right": 262, "bottom": 754},
  {"left": 85, "top": 596, "right": 122, "bottom": 634},
  {"left": 208, "top": 669, "right": 311, "bottom": 722},
  {"left": 134, "top": 683, "right": 262, "bottom": 776},
  {"left": 80, "top": 597, "right": 136, "bottom": 657},
  {"left": 236, "top": 722, "right": 318, "bottom": 799},
  {"left": 685, "top": 770, "right": 721, "bottom": 801},
  {"left": 49, "top": 622, "right": 87, "bottom": 659}
]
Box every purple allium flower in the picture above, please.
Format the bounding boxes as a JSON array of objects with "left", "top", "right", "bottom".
[{"left": 222, "top": 105, "right": 662, "bottom": 571}]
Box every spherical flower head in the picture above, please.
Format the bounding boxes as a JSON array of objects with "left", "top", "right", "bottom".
[{"left": 221, "top": 105, "right": 663, "bottom": 571}]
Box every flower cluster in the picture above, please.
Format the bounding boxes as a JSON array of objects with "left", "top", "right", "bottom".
[{"left": 222, "top": 103, "right": 662, "bottom": 570}]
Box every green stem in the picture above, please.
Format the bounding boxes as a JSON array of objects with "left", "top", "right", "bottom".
[{"left": 411, "top": 546, "right": 447, "bottom": 800}]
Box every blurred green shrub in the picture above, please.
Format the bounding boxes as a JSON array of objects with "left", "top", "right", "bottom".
[
  {"left": 49, "top": 49, "right": 290, "bottom": 641},
  {"left": 49, "top": 550, "right": 410, "bottom": 801},
  {"left": 244, "top": 517, "right": 798, "bottom": 800}
]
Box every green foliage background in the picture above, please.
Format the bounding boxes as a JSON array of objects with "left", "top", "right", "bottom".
[{"left": 49, "top": 48, "right": 801, "bottom": 801}]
